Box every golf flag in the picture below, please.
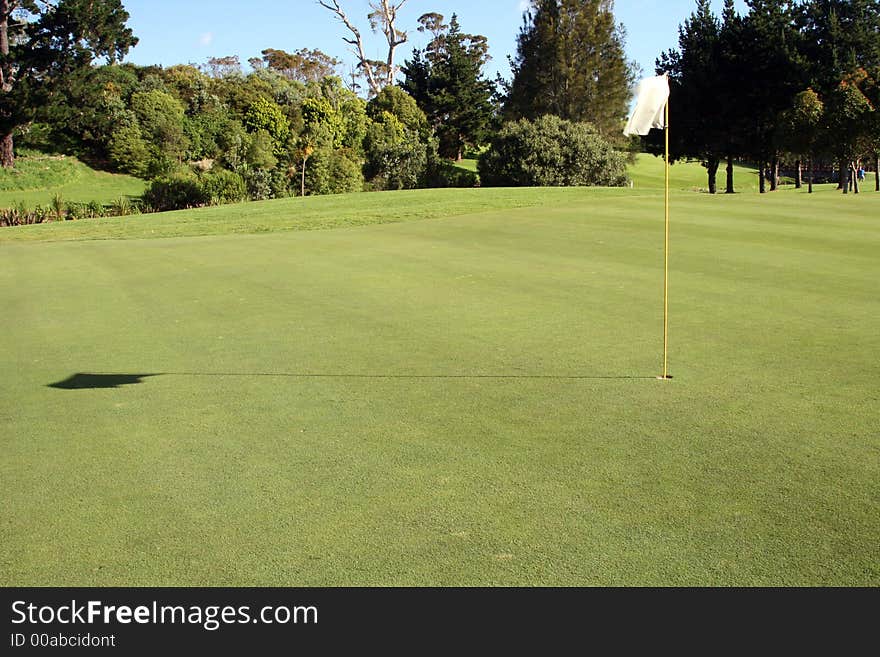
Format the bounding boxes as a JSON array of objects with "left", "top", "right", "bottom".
[{"left": 623, "top": 75, "right": 670, "bottom": 136}]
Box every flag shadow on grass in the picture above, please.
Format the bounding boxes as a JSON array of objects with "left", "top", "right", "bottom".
[
  {"left": 48, "top": 373, "right": 160, "bottom": 390},
  {"left": 48, "top": 372, "right": 657, "bottom": 390}
]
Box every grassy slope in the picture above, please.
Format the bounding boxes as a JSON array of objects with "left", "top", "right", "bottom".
[
  {"left": 0, "top": 156, "right": 797, "bottom": 243},
  {"left": 1, "top": 158, "right": 878, "bottom": 586},
  {"left": 0, "top": 154, "right": 146, "bottom": 209}
]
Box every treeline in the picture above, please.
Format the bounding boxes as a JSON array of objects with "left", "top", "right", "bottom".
[
  {"left": 7, "top": 1, "right": 637, "bottom": 214},
  {"left": 10, "top": 0, "right": 875, "bottom": 216},
  {"left": 20, "top": 60, "right": 478, "bottom": 209},
  {"left": 655, "top": 0, "right": 880, "bottom": 194}
]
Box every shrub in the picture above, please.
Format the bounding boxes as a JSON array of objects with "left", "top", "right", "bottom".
[
  {"left": 110, "top": 197, "right": 139, "bottom": 216},
  {"left": 478, "top": 116, "right": 628, "bottom": 188},
  {"left": 142, "top": 173, "right": 208, "bottom": 212},
  {"left": 200, "top": 169, "right": 247, "bottom": 205},
  {"left": 304, "top": 148, "right": 364, "bottom": 196}
]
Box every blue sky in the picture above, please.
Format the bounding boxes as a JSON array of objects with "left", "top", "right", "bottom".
[{"left": 121, "top": 0, "right": 748, "bottom": 83}]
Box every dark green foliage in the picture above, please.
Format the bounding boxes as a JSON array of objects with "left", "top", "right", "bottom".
[
  {"left": 401, "top": 14, "right": 496, "bottom": 160},
  {"left": 200, "top": 169, "right": 247, "bottom": 205},
  {"left": 426, "top": 158, "right": 479, "bottom": 188},
  {"left": 505, "top": 0, "right": 634, "bottom": 138},
  {"left": 362, "top": 88, "right": 433, "bottom": 190},
  {"left": 241, "top": 168, "right": 289, "bottom": 201},
  {"left": 108, "top": 115, "right": 151, "bottom": 178},
  {"left": 41, "top": 63, "right": 140, "bottom": 160},
  {"left": 478, "top": 115, "right": 627, "bottom": 187},
  {"left": 142, "top": 173, "right": 207, "bottom": 212},
  {"left": 655, "top": 0, "right": 727, "bottom": 192},
  {"left": 183, "top": 108, "right": 236, "bottom": 162},
  {"left": 0, "top": 0, "right": 138, "bottom": 166},
  {"left": 130, "top": 89, "right": 190, "bottom": 176}
]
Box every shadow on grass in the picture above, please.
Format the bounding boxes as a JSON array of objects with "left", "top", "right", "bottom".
[
  {"left": 48, "top": 371, "right": 658, "bottom": 390},
  {"left": 48, "top": 373, "right": 160, "bottom": 390}
]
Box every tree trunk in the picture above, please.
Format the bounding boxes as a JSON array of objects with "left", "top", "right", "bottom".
[
  {"left": 301, "top": 157, "right": 307, "bottom": 197},
  {"left": 0, "top": 132, "right": 13, "bottom": 169},
  {"left": 725, "top": 154, "right": 735, "bottom": 194},
  {"left": 770, "top": 157, "right": 779, "bottom": 191},
  {"left": 808, "top": 154, "right": 813, "bottom": 194},
  {"left": 795, "top": 159, "right": 802, "bottom": 189},
  {"left": 706, "top": 156, "right": 719, "bottom": 194},
  {"left": 852, "top": 163, "right": 860, "bottom": 194},
  {"left": 838, "top": 161, "right": 846, "bottom": 191},
  {"left": 0, "top": 2, "right": 13, "bottom": 169},
  {"left": 759, "top": 163, "right": 766, "bottom": 194},
  {"left": 875, "top": 154, "right": 879, "bottom": 192}
]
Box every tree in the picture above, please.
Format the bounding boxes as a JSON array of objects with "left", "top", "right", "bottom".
[
  {"left": 401, "top": 14, "right": 495, "bottom": 159},
  {"left": 0, "top": 0, "right": 137, "bottom": 167},
  {"left": 505, "top": 0, "right": 634, "bottom": 138},
  {"left": 318, "top": 0, "right": 412, "bottom": 97},
  {"left": 797, "top": 0, "right": 880, "bottom": 189},
  {"left": 259, "top": 48, "right": 341, "bottom": 83},
  {"left": 130, "top": 89, "right": 189, "bottom": 175},
  {"left": 656, "top": 0, "right": 725, "bottom": 193},
  {"left": 363, "top": 87, "right": 432, "bottom": 189},
  {"left": 716, "top": 0, "right": 748, "bottom": 193},
  {"left": 298, "top": 96, "right": 336, "bottom": 196},
  {"left": 825, "top": 69, "right": 875, "bottom": 193},
  {"left": 737, "top": 0, "right": 806, "bottom": 193},
  {"left": 203, "top": 56, "right": 241, "bottom": 79},
  {"left": 778, "top": 88, "right": 824, "bottom": 193}
]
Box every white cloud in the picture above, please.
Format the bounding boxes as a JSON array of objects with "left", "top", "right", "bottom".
[
  {"left": 518, "top": 0, "right": 530, "bottom": 11},
  {"left": 198, "top": 32, "right": 214, "bottom": 47}
]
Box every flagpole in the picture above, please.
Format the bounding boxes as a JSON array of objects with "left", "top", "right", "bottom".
[{"left": 662, "top": 91, "right": 671, "bottom": 380}]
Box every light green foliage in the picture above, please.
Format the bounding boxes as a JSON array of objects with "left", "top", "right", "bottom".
[
  {"left": 244, "top": 97, "right": 292, "bottom": 150},
  {"left": 300, "top": 97, "right": 342, "bottom": 148},
  {"left": 479, "top": 115, "right": 628, "bottom": 187},
  {"left": 304, "top": 148, "right": 364, "bottom": 195},
  {"left": 366, "top": 86, "right": 430, "bottom": 138}
]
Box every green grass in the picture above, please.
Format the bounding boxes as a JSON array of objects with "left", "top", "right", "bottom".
[
  {"left": 0, "top": 154, "right": 146, "bottom": 209},
  {"left": 1, "top": 157, "right": 878, "bottom": 585},
  {"left": 454, "top": 158, "right": 479, "bottom": 173}
]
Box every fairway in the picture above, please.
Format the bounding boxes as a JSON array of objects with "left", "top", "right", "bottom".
[{"left": 1, "top": 162, "right": 878, "bottom": 586}]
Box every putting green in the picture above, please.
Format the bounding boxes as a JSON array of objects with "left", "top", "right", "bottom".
[{"left": 1, "top": 161, "right": 878, "bottom": 585}]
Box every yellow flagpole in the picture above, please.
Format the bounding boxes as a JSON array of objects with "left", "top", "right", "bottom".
[{"left": 662, "top": 96, "right": 671, "bottom": 380}]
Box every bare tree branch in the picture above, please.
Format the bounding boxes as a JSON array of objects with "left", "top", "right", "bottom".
[
  {"left": 371, "top": 0, "right": 411, "bottom": 87},
  {"left": 317, "top": 0, "right": 381, "bottom": 96},
  {"left": 318, "top": 0, "right": 412, "bottom": 95}
]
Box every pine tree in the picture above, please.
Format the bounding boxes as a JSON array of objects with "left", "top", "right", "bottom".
[
  {"left": 505, "top": 0, "right": 634, "bottom": 138},
  {"left": 401, "top": 14, "right": 495, "bottom": 159},
  {"left": 657, "top": 0, "right": 725, "bottom": 193},
  {"left": 738, "top": 0, "right": 806, "bottom": 192}
]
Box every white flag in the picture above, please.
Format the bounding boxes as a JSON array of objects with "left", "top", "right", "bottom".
[{"left": 623, "top": 75, "right": 670, "bottom": 136}]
